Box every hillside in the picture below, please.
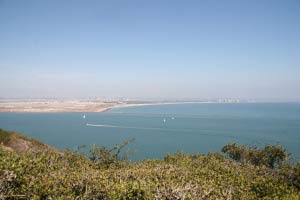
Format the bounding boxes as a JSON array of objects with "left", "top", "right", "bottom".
[
  {"left": 0, "top": 129, "right": 300, "bottom": 199},
  {"left": 0, "top": 129, "right": 52, "bottom": 153}
]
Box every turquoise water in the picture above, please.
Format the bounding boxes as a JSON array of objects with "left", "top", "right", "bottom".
[{"left": 0, "top": 103, "right": 300, "bottom": 160}]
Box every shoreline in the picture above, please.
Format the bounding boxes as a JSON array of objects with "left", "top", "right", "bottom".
[
  {"left": 0, "top": 101, "right": 214, "bottom": 113},
  {"left": 0, "top": 101, "right": 277, "bottom": 113},
  {"left": 0, "top": 101, "right": 169, "bottom": 113},
  {"left": 101, "top": 101, "right": 213, "bottom": 113}
]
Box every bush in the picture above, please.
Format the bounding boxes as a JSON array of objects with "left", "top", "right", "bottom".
[
  {"left": 264, "top": 145, "right": 290, "bottom": 168},
  {"left": 280, "top": 162, "right": 300, "bottom": 190},
  {"left": 221, "top": 143, "right": 289, "bottom": 168},
  {"left": 89, "top": 139, "right": 134, "bottom": 168},
  {"left": 1, "top": 129, "right": 300, "bottom": 199},
  {"left": 0, "top": 129, "right": 12, "bottom": 145}
]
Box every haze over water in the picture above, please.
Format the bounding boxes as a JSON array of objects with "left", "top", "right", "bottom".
[{"left": 0, "top": 103, "right": 299, "bottom": 160}]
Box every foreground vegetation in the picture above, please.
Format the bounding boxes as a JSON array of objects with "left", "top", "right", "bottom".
[{"left": 0, "top": 129, "right": 300, "bottom": 199}]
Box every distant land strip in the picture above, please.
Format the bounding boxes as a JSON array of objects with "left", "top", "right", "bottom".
[
  {"left": 0, "top": 101, "right": 149, "bottom": 113},
  {"left": 0, "top": 100, "right": 209, "bottom": 113}
]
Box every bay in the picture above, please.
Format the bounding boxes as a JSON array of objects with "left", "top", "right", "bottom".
[{"left": 0, "top": 103, "right": 299, "bottom": 160}]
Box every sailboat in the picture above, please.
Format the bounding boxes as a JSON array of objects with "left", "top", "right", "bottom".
[{"left": 83, "top": 114, "right": 86, "bottom": 119}]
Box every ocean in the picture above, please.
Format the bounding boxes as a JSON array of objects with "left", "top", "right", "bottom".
[{"left": 0, "top": 103, "right": 300, "bottom": 160}]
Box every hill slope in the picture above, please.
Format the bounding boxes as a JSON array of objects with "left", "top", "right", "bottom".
[
  {"left": 0, "top": 129, "right": 52, "bottom": 153},
  {"left": 0, "top": 129, "right": 299, "bottom": 199}
]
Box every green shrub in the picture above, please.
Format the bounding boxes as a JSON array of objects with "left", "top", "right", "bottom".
[
  {"left": 89, "top": 139, "right": 133, "bottom": 168},
  {"left": 264, "top": 145, "right": 290, "bottom": 168},
  {"left": 1, "top": 129, "right": 300, "bottom": 199},
  {"left": 280, "top": 162, "right": 300, "bottom": 190},
  {"left": 0, "top": 129, "right": 13, "bottom": 145},
  {"left": 221, "top": 143, "right": 289, "bottom": 168}
]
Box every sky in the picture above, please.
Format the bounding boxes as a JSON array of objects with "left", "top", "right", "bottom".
[{"left": 0, "top": 0, "right": 299, "bottom": 100}]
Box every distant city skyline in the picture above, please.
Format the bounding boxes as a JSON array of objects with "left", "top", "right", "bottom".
[{"left": 1, "top": 0, "right": 299, "bottom": 101}]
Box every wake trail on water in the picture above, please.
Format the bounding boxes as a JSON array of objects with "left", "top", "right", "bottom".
[
  {"left": 85, "top": 123, "right": 277, "bottom": 143},
  {"left": 86, "top": 123, "right": 186, "bottom": 132},
  {"left": 85, "top": 123, "right": 244, "bottom": 140}
]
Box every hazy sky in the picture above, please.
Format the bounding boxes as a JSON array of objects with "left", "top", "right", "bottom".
[{"left": 0, "top": 0, "right": 299, "bottom": 100}]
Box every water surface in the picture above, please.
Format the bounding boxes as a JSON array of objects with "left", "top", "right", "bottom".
[{"left": 0, "top": 103, "right": 299, "bottom": 160}]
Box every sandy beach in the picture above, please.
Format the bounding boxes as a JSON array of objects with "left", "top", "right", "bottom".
[
  {"left": 0, "top": 101, "right": 143, "bottom": 113},
  {"left": 0, "top": 100, "right": 216, "bottom": 113}
]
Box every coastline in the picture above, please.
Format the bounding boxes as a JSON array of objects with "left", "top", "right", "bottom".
[
  {"left": 0, "top": 101, "right": 172, "bottom": 113},
  {"left": 99, "top": 101, "right": 213, "bottom": 113},
  {"left": 0, "top": 101, "right": 210, "bottom": 113},
  {"left": 0, "top": 100, "right": 255, "bottom": 113},
  {"left": 0, "top": 101, "right": 116, "bottom": 113}
]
